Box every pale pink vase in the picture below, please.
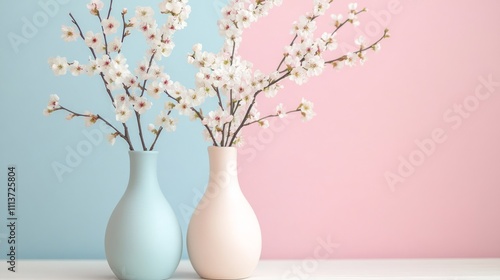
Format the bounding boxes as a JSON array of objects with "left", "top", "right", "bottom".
[{"left": 187, "top": 146, "right": 262, "bottom": 279}]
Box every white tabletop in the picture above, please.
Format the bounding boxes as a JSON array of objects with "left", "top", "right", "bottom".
[{"left": 1, "top": 259, "right": 500, "bottom": 279}]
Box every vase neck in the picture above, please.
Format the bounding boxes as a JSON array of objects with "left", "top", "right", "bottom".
[
  {"left": 128, "top": 151, "right": 159, "bottom": 189},
  {"left": 208, "top": 147, "right": 239, "bottom": 189}
]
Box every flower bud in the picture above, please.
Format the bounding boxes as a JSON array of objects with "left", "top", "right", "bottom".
[{"left": 192, "top": 43, "right": 202, "bottom": 53}]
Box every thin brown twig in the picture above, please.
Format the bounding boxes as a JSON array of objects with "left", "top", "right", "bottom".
[
  {"left": 164, "top": 90, "right": 218, "bottom": 146},
  {"left": 213, "top": 86, "right": 224, "bottom": 110},
  {"left": 107, "top": 0, "right": 113, "bottom": 19},
  {"left": 325, "top": 29, "right": 388, "bottom": 65},
  {"left": 69, "top": 13, "right": 97, "bottom": 59},
  {"left": 140, "top": 51, "right": 157, "bottom": 97},
  {"left": 228, "top": 72, "right": 291, "bottom": 146},
  {"left": 243, "top": 109, "right": 300, "bottom": 127},
  {"left": 57, "top": 106, "right": 134, "bottom": 150},
  {"left": 119, "top": 12, "right": 128, "bottom": 51},
  {"left": 149, "top": 126, "right": 163, "bottom": 151},
  {"left": 69, "top": 12, "right": 135, "bottom": 150},
  {"left": 97, "top": 12, "right": 109, "bottom": 55}
]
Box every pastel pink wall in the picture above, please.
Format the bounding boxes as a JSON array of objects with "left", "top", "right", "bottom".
[{"left": 237, "top": 0, "right": 500, "bottom": 258}]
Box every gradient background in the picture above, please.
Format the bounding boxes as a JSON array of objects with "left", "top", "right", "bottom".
[{"left": 1, "top": 0, "right": 500, "bottom": 261}]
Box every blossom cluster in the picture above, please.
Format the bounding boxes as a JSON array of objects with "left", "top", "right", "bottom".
[
  {"left": 45, "top": 0, "right": 389, "bottom": 149},
  {"left": 180, "top": 0, "right": 388, "bottom": 146},
  {"left": 45, "top": 0, "right": 190, "bottom": 150}
]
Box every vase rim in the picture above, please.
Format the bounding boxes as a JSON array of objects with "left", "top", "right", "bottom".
[
  {"left": 128, "top": 150, "right": 159, "bottom": 154},
  {"left": 208, "top": 146, "right": 237, "bottom": 151}
]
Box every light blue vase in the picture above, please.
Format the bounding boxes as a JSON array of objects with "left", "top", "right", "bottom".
[{"left": 105, "top": 151, "right": 182, "bottom": 280}]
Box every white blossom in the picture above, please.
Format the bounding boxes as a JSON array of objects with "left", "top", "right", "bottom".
[
  {"left": 61, "top": 25, "right": 77, "bottom": 42},
  {"left": 148, "top": 123, "right": 157, "bottom": 134},
  {"left": 86, "top": 59, "right": 100, "bottom": 76},
  {"left": 304, "top": 56, "right": 325, "bottom": 77},
  {"left": 276, "top": 103, "right": 286, "bottom": 118},
  {"left": 84, "top": 31, "right": 104, "bottom": 50},
  {"left": 115, "top": 104, "right": 132, "bottom": 123},
  {"left": 84, "top": 111, "right": 98, "bottom": 127},
  {"left": 47, "top": 94, "right": 60, "bottom": 110},
  {"left": 313, "top": 0, "right": 330, "bottom": 16},
  {"left": 355, "top": 35, "right": 365, "bottom": 47},
  {"left": 135, "top": 60, "right": 150, "bottom": 80},
  {"left": 49, "top": 56, "right": 68, "bottom": 76},
  {"left": 175, "top": 99, "right": 191, "bottom": 115},
  {"left": 109, "top": 37, "right": 122, "bottom": 53},
  {"left": 344, "top": 52, "right": 357, "bottom": 67},
  {"left": 135, "top": 6, "right": 155, "bottom": 22},
  {"left": 102, "top": 16, "right": 119, "bottom": 35},
  {"left": 107, "top": 133, "right": 118, "bottom": 145},
  {"left": 87, "top": 0, "right": 104, "bottom": 15},
  {"left": 321, "top": 32, "right": 338, "bottom": 51},
  {"left": 147, "top": 81, "right": 164, "bottom": 99},
  {"left": 69, "top": 61, "right": 86, "bottom": 76},
  {"left": 289, "top": 67, "right": 308, "bottom": 85},
  {"left": 258, "top": 119, "right": 269, "bottom": 128},
  {"left": 331, "top": 14, "right": 343, "bottom": 27},
  {"left": 156, "top": 111, "right": 177, "bottom": 132},
  {"left": 202, "top": 109, "right": 233, "bottom": 128},
  {"left": 299, "top": 98, "right": 316, "bottom": 121},
  {"left": 132, "top": 96, "right": 152, "bottom": 114}
]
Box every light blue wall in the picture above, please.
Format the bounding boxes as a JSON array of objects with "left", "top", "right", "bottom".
[{"left": 0, "top": 0, "right": 227, "bottom": 259}]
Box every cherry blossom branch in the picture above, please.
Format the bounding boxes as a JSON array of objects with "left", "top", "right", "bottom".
[
  {"left": 123, "top": 50, "right": 156, "bottom": 151},
  {"left": 69, "top": 13, "right": 97, "bottom": 59},
  {"left": 69, "top": 13, "right": 116, "bottom": 106},
  {"left": 164, "top": 90, "right": 218, "bottom": 146},
  {"left": 149, "top": 126, "right": 163, "bottom": 151},
  {"left": 123, "top": 86, "right": 147, "bottom": 151},
  {"left": 226, "top": 41, "right": 237, "bottom": 143},
  {"left": 228, "top": 89, "right": 234, "bottom": 110},
  {"left": 119, "top": 11, "right": 128, "bottom": 48},
  {"left": 243, "top": 109, "right": 300, "bottom": 127},
  {"left": 331, "top": 9, "right": 366, "bottom": 37},
  {"left": 140, "top": 51, "right": 157, "bottom": 97},
  {"left": 107, "top": 0, "right": 113, "bottom": 19},
  {"left": 225, "top": 121, "right": 232, "bottom": 146},
  {"left": 220, "top": 122, "right": 227, "bottom": 146},
  {"left": 99, "top": 75, "right": 117, "bottom": 103},
  {"left": 213, "top": 86, "right": 224, "bottom": 110},
  {"left": 149, "top": 109, "right": 172, "bottom": 150},
  {"left": 276, "top": 34, "right": 298, "bottom": 71},
  {"left": 51, "top": 1, "right": 193, "bottom": 151},
  {"left": 276, "top": 14, "right": 320, "bottom": 72},
  {"left": 97, "top": 13, "right": 109, "bottom": 55},
  {"left": 230, "top": 40, "right": 236, "bottom": 65},
  {"left": 325, "top": 29, "right": 389, "bottom": 65},
  {"left": 135, "top": 112, "right": 147, "bottom": 151},
  {"left": 225, "top": 97, "right": 242, "bottom": 145},
  {"left": 69, "top": 12, "right": 135, "bottom": 149},
  {"left": 56, "top": 106, "right": 134, "bottom": 150},
  {"left": 224, "top": 88, "right": 236, "bottom": 144},
  {"left": 164, "top": 91, "right": 180, "bottom": 103},
  {"left": 276, "top": 8, "right": 366, "bottom": 73},
  {"left": 193, "top": 109, "right": 218, "bottom": 146},
  {"left": 228, "top": 71, "right": 291, "bottom": 146},
  {"left": 231, "top": 99, "right": 241, "bottom": 115}
]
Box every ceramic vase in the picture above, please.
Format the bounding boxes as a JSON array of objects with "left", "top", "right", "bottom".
[
  {"left": 105, "top": 151, "right": 182, "bottom": 280},
  {"left": 187, "top": 146, "right": 261, "bottom": 279}
]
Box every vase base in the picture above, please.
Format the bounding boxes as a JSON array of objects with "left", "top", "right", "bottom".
[{"left": 197, "top": 274, "right": 251, "bottom": 280}]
